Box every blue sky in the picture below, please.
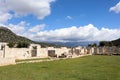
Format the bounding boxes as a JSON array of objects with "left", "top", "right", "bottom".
[{"left": 0, "top": 0, "right": 120, "bottom": 42}]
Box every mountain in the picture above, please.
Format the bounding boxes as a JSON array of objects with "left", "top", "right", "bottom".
[
  {"left": 48, "top": 41, "right": 99, "bottom": 47},
  {"left": 0, "top": 26, "right": 61, "bottom": 47},
  {"left": 50, "top": 38, "right": 120, "bottom": 47}
]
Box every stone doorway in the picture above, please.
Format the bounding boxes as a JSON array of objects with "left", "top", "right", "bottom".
[{"left": 31, "top": 46, "right": 37, "bottom": 57}]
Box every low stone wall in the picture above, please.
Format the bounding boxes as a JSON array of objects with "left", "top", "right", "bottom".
[{"left": 0, "top": 58, "right": 15, "bottom": 66}]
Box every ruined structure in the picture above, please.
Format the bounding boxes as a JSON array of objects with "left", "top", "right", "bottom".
[
  {"left": 1, "top": 42, "right": 119, "bottom": 66},
  {"left": 0, "top": 42, "right": 93, "bottom": 66},
  {"left": 92, "top": 46, "right": 120, "bottom": 55}
]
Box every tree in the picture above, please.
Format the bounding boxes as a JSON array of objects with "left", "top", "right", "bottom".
[
  {"left": 108, "top": 42, "right": 113, "bottom": 47},
  {"left": 99, "top": 41, "right": 106, "bottom": 47},
  {"left": 88, "top": 43, "right": 97, "bottom": 47},
  {"left": 99, "top": 41, "right": 113, "bottom": 47},
  {"left": 92, "top": 43, "right": 97, "bottom": 47},
  {"left": 16, "top": 41, "right": 30, "bottom": 48},
  {"left": 88, "top": 44, "right": 92, "bottom": 47},
  {"left": 7, "top": 42, "right": 15, "bottom": 48}
]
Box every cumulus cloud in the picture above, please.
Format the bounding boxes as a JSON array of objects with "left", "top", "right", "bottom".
[
  {"left": 109, "top": 1, "right": 120, "bottom": 13},
  {"left": 7, "top": 21, "right": 28, "bottom": 35},
  {"left": 1, "top": 22, "right": 119, "bottom": 42},
  {"left": 0, "top": 13, "right": 12, "bottom": 23},
  {"left": 66, "top": 16, "right": 73, "bottom": 20},
  {"left": 0, "top": 21, "right": 46, "bottom": 40},
  {"left": 0, "top": 21, "right": 26, "bottom": 34},
  {"left": 31, "top": 24, "right": 120, "bottom": 42},
  {"left": 0, "top": 0, "right": 55, "bottom": 23},
  {"left": 0, "top": 1, "right": 12, "bottom": 23},
  {"left": 29, "top": 24, "right": 46, "bottom": 33}
]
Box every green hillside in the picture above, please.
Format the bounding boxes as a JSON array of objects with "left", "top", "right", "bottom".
[
  {"left": 111, "top": 38, "right": 120, "bottom": 46},
  {"left": 99, "top": 38, "right": 120, "bottom": 47}
]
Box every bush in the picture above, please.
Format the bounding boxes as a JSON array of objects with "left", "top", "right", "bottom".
[
  {"left": 7, "top": 42, "right": 15, "bottom": 48},
  {"left": 88, "top": 43, "right": 97, "bottom": 47},
  {"left": 99, "top": 41, "right": 113, "bottom": 47},
  {"left": 16, "top": 41, "right": 30, "bottom": 48}
]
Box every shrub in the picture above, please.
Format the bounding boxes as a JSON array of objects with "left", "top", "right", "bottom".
[
  {"left": 16, "top": 41, "right": 30, "bottom": 48},
  {"left": 7, "top": 42, "right": 15, "bottom": 48}
]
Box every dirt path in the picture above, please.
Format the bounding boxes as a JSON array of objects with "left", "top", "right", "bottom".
[{"left": 16, "top": 54, "right": 91, "bottom": 64}]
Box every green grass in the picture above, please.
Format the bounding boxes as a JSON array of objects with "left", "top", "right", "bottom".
[{"left": 0, "top": 55, "right": 120, "bottom": 80}]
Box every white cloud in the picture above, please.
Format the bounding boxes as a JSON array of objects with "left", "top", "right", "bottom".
[
  {"left": 1, "top": 22, "right": 119, "bottom": 42},
  {"left": 0, "top": 13, "right": 12, "bottom": 23},
  {"left": 109, "top": 1, "right": 120, "bottom": 13},
  {"left": 0, "top": 0, "right": 55, "bottom": 23},
  {"left": 31, "top": 24, "right": 120, "bottom": 42},
  {"left": 0, "top": 21, "right": 46, "bottom": 40},
  {"left": 66, "top": 16, "right": 73, "bottom": 20},
  {"left": 7, "top": 21, "right": 27, "bottom": 35},
  {"left": 0, "top": 21, "right": 26, "bottom": 34},
  {"left": 29, "top": 24, "right": 46, "bottom": 33},
  {"left": 0, "top": 1, "right": 12, "bottom": 23}
]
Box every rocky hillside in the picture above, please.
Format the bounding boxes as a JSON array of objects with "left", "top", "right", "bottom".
[
  {"left": 0, "top": 26, "right": 61, "bottom": 47},
  {"left": 0, "top": 27, "right": 34, "bottom": 43}
]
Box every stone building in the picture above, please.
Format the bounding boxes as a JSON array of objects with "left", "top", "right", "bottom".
[{"left": 72, "top": 46, "right": 93, "bottom": 57}]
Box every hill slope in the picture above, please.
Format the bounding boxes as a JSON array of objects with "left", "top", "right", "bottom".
[
  {"left": 111, "top": 38, "right": 120, "bottom": 46},
  {"left": 0, "top": 27, "right": 61, "bottom": 47},
  {"left": 0, "top": 27, "right": 34, "bottom": 43},
  {"left": 99, "top": 38, "right": 120, "bottom": 47}
]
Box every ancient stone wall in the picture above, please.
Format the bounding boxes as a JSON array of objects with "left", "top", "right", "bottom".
[{"left": 0, "top": 58, "right": 15, "bottom": 66}]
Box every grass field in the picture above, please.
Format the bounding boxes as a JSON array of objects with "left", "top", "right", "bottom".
[{"left": 0, "top": 55, "right": 120, "bottom": 80}]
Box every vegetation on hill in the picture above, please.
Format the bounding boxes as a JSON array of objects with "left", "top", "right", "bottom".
[
  {"left": 88, "top": 38, "right": 120, "bottom": 47},
  {"left": 111, "top": 38, "right": 120, "bottom": 46},
  {"left": 0, "top": 26, "right": 61, "bottom": 48},
  {"left": 7, "top": 41, "right": 30, "bottom": 48},
  {"left": 99, "top": 38, "right": 120, "bottom": 47},
  {"left": 88, "top": 43, "right": 97, "bottom": 47}
]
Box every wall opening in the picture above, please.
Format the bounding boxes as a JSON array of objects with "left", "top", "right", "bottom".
[
  {"left": 48, "top": 50, "right": 56, "bottom": 57},
  {"left": 31, "top": 46, "right": 37, "bottom": 57}
]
